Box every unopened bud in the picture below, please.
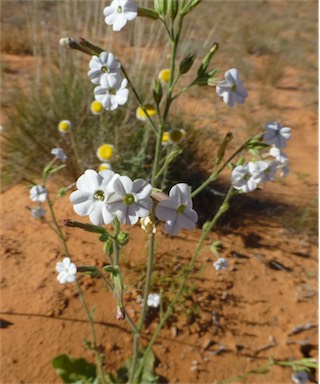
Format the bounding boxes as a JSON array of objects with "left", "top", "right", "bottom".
[
  {"left": 179, "top": 54, "right": 195, "bottom": 75},
  {"left": 154, "top": 0, "right": 167, "bottom": 15},
  {"left": 117, "top": 232, "right": 129, "bottom": 246},
  {"left": 215, "top": 131, "right": 233, "bottom": 165},
  {"left": 138, "top": 6, "right": 159, "bottom": 19},
  {"left": 168, "top": 0, "right": 179, "bottom": 20},
  {"left": 180, "top": 0, "right": 201, "bottom": 16},
  {"left": 198, "top": 42, "right": 219, "bottom": 76},
  {"left": 153, "top": 78, "right": 163, "bottom": 104}
]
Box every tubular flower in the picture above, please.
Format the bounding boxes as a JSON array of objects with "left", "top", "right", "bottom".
[
  {"left": 216, "top": 68, "right": 248, "bottom": 107},
  {"left": 155, "top": 183, "right": 198, "bottom": 236},
  {"left": 70, "top": 169, "right": 118, "bottom": 225},
  {"left": 263, "top": 121, "right": 291, "bottom": 148},
  {"left": 231, "top": 162, "right": 259, "bottom": 193},
  {"left": 103, "top": 0, "right": 138, "bottom": 31},
  {"left": 88, "top": 51, "right": 120, "bottom": 86},
  {"left": 51, "top": 148, "right": 67, "bottom": 162},
  {"left": 30, "top": 185, "right": 48, "bottom": 202},
  {"left": 94, "top": 74, "right": 129, "bottom": 111},
  {"left": 56, "top": 257, "right": 77, "bottom": 284},
  {"left": 106, "top": 176, "right": 152, "bottom": 225}
]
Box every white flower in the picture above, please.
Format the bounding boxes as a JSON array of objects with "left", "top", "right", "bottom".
[
  {"left": 31, "top": 206, "right": 46, "bottom": 218},
  {"left": 51, "top": 147, "right": 67, "bottom": 162},
  {"left": 147, "top": 293, "right": 160, "bottom": 308},
  {"left": 291, "top": 371, "right": 309, "bottom": 384},
  {"left": 216, "top": 68, "right": 248, "bottom": 107},
  {"left": 269, "top": 146, "right": 289, "bottom": 177},
  {"left": 88, "top": 51, "right": 120, "bottom": 85},
  {"left": 263, "top": 121, "right": 291, "bottom": 148},
  {"left": 155, "top": 183, "right": 198, "bottom": 236},
  {"left": 94, "top": 75, "right": 129, "bottom": 111},
  {"left": 106, "top": 176, "right": 152, "bottom": 225},
  {"left": 253, "top": 160, "right": 279, "bottom": 183},
  {"left": 56, "top": 257, "right": 77, "bottom": 284},
  {"left": 213, "top": 258, "right": 228, "bottom": 271},
  {"left": 231, "top": 162, "right": 259, "bottom": 193},
  {"left": 70, "top": 169, "right": 117, "bottom": 225},
  {"left": 103, "top": 0, "right": 138, "bottom": 31},
  {"left": 30, "top": 185, "right": 48, "bottom": 202}
]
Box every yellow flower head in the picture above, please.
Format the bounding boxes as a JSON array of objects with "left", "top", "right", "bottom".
[
  {"left": 136, "top": 104, "right": 157, "bottom": 122},
  {"left": 98, "top": 162, "right": 112, "bottom": 171},
  {"left": 158, "top": 68, "right": 171, "bottom": 84},
  {"left": 58, "top": 120, "right": 72, "bottom": 134},
  {"left": 168, "top": 128, "right": 186, "bottom": 144},
  {"left": 96, "top": 144, "right": 114, "bottom": 161},
  {"left": 90, "top": 100, "right": 104, "bottom": 115},
  {"left": 161, "top": 131, "right": 169, "bottom": 145}
]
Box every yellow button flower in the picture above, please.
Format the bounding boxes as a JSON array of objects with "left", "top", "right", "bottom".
[
  {"left": 158, "top": 68, "right": 171, "bottom": 84},
  {"left": 58, "top": 120, "right": 72, "bottom": 134},
  {"left": 98, "top": 162, "right": 112, "bottom": 171},
  {"left": 136, "top": 104, "right": 157, "bottom": 122},
  {"left": 162, "top": 131, "right": 169, "bottom": 145},
  {"left": 168, "top": 128, "right": 186, "bottom": 144},
  {"left": 96, "top": 144, "right": 114, "bottom": 161},
  {"left": 90, "top": 100, "right": 104, "bottom": 115}
]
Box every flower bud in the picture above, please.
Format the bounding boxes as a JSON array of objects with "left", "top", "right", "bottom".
[
  {"left": 180, "top": 0, "right": 201, "bottom": 16},
  {"left": 138, "top": 6, "right": 159, "bottom": 19},
  {"left": 168, "top": 0, "right": 179, "bottom": 21},
  {"left": 154, "top": 0, "right": 167, "bottom": 15},
  {"left": 153, "top": 78, "right": 163, "bottom": 104},
  {"left": 215, "top": 131, "right": 233, "bottom": 165},
  {"left": 179, "top": 54, "right": 195, "bottom": 75},
  {"left": 117, "top": 231, "right": 129, "bottom": 246},
  {"left": 198, "top": 42, "right": 219, "bottom": 76}
]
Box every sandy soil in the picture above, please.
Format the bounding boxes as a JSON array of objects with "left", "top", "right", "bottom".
[{"left": 1, "top": 1, "right": 318, "bottom": 384}]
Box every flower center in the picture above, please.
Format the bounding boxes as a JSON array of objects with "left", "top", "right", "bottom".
[
  {"left": 231, "top": 84, "right": 237, "bottom": 92},
  {"left": 101, "top": 66, "right": 109, "bottom": 73},
  {"left": 109, "top": 87, "right": 116, "bottom": 95},
  {"left": 117, "top": 5, "right": 123, "bottom": 13},
  {"left": 94, "top": 190, "right": 106, "bottom": 201},
  {"left": 123, "top": 194, "right": 135, "bottom": 206},
  {"left": 176, "top": 204, "right": 186, "bottom": 214}
]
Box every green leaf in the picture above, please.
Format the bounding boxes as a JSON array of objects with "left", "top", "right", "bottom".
[
  {"left": 52, "top": 354, "right": 96, "bottom": 384},
  {"left": 116, "top": 348, "right": 159, "bottom": 384}
]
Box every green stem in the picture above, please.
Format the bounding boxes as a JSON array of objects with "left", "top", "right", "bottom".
[
  {"left": 46, "top": 194, "right": 106, "bottom": 384},
  {"left": 191, "top": 133, "right": 263, "bottom": 199},
  {"left": 132, "top": 187, "right": 235, "bottom": 383},
  {"left": 120, "top": 64, "right": 158, "bottom": 135},
  {"left": 76, "top": 281, "right": 106, "bottom": 384},
  {"left": 69, "top": 128, "right": 84, "bottom": 174},
  {"left": 129, "top": 232, "right": 155, "bottom": 382}
]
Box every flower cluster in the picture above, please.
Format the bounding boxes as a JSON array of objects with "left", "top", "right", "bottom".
[
  {"left": 70, "top": 170, "right": 198, "bottom": 236},
  {"left": 231, "top": 121, "right": 291, "bottom": 193},
  {"left": 88, "top": 51, "right": 128, "bottom": 111}
]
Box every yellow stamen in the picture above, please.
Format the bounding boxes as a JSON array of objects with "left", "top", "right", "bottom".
[
  {"left": 90, "top": 100, "right": 104, "bottom": 115},
  {"left": 96, "top": 144, "right": 114, "bottom": 161},
  {"left": 158, "top": 69, "right": 171, "bottom": 83},
  {"left": 136, "top": 104, "right": 157, "bottom": 122}
]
